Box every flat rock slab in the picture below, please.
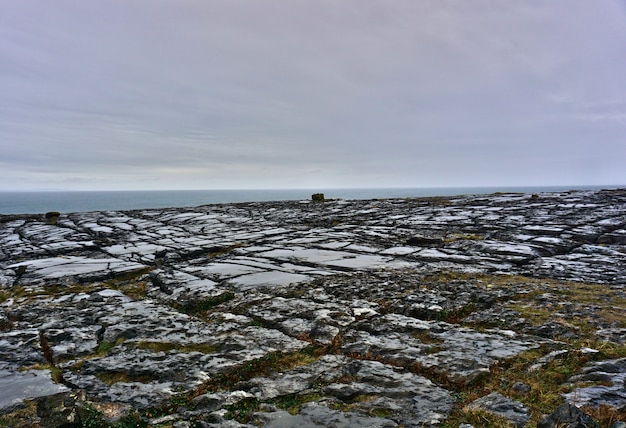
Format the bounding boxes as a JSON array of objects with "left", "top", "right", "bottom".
[
  {"left": 564, "top": 358, "right": 626, "bottom": 411},
  {"left": 467, "top": 392, "right": 530, "bottom": 427},
  {"left": 0, "top": 366, "right": 69, "bottom": 413},
  {"left": 8, "top": 256, "right": 145, "bottom": 284},
  {"left": 242, "top": 355, "right": 454, "bottom": 426}
]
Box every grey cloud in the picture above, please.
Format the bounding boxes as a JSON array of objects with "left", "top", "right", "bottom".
[{"left": 1, "top": 0, "right": 625, "bottom": 190}]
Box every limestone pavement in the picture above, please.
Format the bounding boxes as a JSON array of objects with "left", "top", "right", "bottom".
[{"left": 0, "top": 189, "right": 625, "bottom": 426}]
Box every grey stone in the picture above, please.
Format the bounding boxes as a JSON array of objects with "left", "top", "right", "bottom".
[
  {"left": 511, "top": 382, "right": 531, "bottom": 397},
  {"left": 537, "top": 403, "right": 599, "bottom": 428},
  {"left": 564, "top": 358, "right": 626, "bottom": 411},
  {"left": 254, "top": 400, "right": 398, "bottom": 427},
  {"left": 0, "top": 365, "right": 69, "bottom": 412},
  {"left": 467, "top": 393, "right": 530, "bottom": 427},
  {"left": 191, "top": 393, "right": 225, "bottom": 411}
]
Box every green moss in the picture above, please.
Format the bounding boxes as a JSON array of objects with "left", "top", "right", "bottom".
[
  {"left": 49, "top": 366, "right": 64, "bottom": 384},
  {"left": 176, "top": 291, "right": 235, "bottom": 315},
  {"left": 224, "top": 397, "right": 260, "bottom": 422},
  {"left": 271, "top": 393, "right": 322, "bottom": 415},
  {"left": 17, "top": 364, "right": 64, "bottom": 384},
  {"left": 368, "top": 407, "right": 393, "bottom": 418},
  {"left": 96, "top": 338, "right": 125, "bottom": 356}
]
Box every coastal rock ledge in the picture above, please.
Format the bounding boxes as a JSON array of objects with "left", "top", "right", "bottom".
[{"left": 1, "top": 189, "right": 625, "bottom": 427}]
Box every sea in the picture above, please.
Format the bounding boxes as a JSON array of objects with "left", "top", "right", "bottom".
[{"left": 0, "top": 185, "right": 619, "bottom": 215}]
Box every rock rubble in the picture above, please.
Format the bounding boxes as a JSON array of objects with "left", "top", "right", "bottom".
[{"left": 1, "top": 189, "right": 625, "bottom": 426}]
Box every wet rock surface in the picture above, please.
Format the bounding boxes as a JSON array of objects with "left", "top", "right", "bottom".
[
  {"left": 537, "top": 402, "right": 599, "bottom": 428},
  {"left": 1, "top": 189, "right": 625, "bottom": 426}
]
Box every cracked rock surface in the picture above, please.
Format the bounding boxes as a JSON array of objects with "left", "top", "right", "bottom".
[{"left": 1, "top": 189, "right": 625, "bottom": 426}]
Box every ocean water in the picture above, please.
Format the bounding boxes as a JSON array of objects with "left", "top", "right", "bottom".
[{"left": 0, "top": 186, "right": 617, "bottom": 215}]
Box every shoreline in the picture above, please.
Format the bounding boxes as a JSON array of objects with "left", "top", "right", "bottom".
[{"left": 2, "top": 185, "right": 622, "bottom": 215}]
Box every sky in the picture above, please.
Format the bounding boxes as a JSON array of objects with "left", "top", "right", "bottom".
[{"left": 1, "top": 1, "right": 626, "bottom": 191}]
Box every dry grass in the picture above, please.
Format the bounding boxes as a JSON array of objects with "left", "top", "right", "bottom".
[
  {"left": 0, "top": 400, "right": 40, "bottom": 428},
  {"left": 444, "top": 233, "right": 485, "bottom": 243},
  {"left": 415, "top": 272, "right": 626, "bottom": 426}
]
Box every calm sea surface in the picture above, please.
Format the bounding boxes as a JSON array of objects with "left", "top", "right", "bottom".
[{"left": 0, "top": 186, "right": 618, "bottom": 215}]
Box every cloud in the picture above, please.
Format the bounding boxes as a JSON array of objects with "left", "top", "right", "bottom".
[{"left": 1, "top": 0, "right": 625, "bottom": 190}]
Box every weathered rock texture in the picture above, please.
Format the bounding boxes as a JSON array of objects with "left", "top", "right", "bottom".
[{"left": 1, "top": 189, "right": 625, "bottom": 426}]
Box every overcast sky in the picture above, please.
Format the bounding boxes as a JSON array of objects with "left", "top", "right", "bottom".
[{"left": 1, "top": 1, "right": 625, "bottom": 191}]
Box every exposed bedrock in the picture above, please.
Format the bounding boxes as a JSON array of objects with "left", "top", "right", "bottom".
[{"left": 0, "top": 189, "right": 625, "bottom": 426}]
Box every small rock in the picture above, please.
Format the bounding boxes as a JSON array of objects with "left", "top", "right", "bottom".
[
  {"left": 311, "top": 193, "right": 325, "bottom": 201},
  {"left": 537, "top": 403, "right": 599, "bottom": 428},
  {"left": 467, "top": 392, "right": 530, "bottom": 427},
  {"left": 564, "top": 358, "right": 626, "bottom": 410},
  {"left": 190, "top": 393, "right": 224, "bottom": 411},
  {"left": 528, "top": 349, "right": 569, "bottom": 372},
  {"left": 511, "top": 382, "right": 531, "bottom": 397}
]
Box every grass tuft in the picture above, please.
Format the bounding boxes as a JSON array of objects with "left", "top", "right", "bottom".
[
  {"left": 176, "top": 291, "right": 236, "bottom": 315},
  {"left": 96, "top": 338, "right": 125, "bottom": 356}
]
